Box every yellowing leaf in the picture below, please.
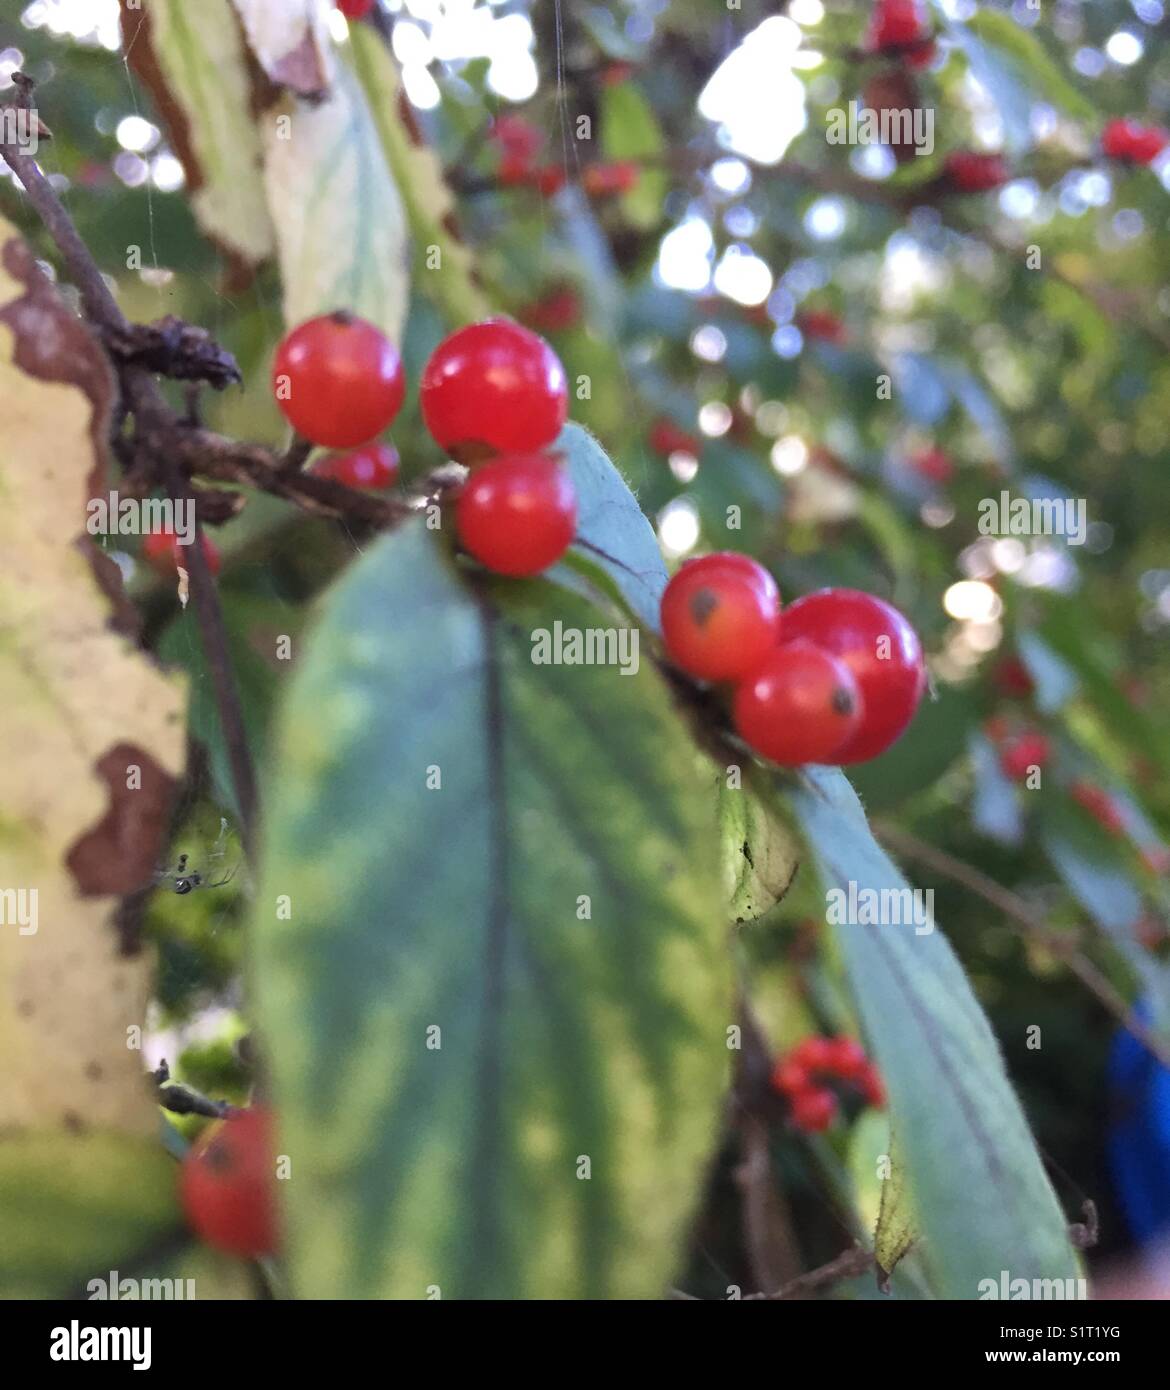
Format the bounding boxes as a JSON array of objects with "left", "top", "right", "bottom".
[
  {"left": 120, "top": 0, "right": 275, "bottom": 271},
  {"left": 0, "top": 221, "right": 185, "bottom": 1138}
]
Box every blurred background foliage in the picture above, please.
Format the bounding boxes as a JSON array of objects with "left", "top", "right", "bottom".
[{"left": 5, "top": 0, "right": 1170, "bottom": 1288}]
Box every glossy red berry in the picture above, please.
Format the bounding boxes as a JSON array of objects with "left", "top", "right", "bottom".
[
  {"left": 336, "top": 0, "right": 375, "bottom": 17},
  {"left": 1102, "top": 118, "right": 1169, "bottom": 165},
  {"left": 181, "top": 1108, "right": 277, "bottom": 1258},
  {"left": 859, "top": 1062, "right": 886, "bottom": 1109},
  {"left": 945, "top": 151, "right": 1009, "bottom": 192},
  {"left": 733, "top": 641, "right": 862, "bottom": 766},
  {"left": 791, "top": 1087, "right": 837, "bottom": 1133},
  {"left": 791, "top": 1036, "right": 839, "bottom": 1074},
  {"left": 272, "top": 312, "right": 405, "bottom": 449},
  {"left": 999, "top": 731, "right": 1050, "bottom": 781},
  {"left": 771, "top": 1058, "right": 812, "bottom": 1096},
  {"left": 143, "top": 526, "right": 220, "bottom": 577},
  {"left": 455, "top": 452, "right": 577, "bottom": 576},
  {"left": 421, "top": 319, "right": 569, "bottom": 462},
  {"left": 310, "top": 441, "right": 399, "bottom": 490},
  {"left": 779, "top": 589, "right": 926, "bottom": 764},
  {"left": 825, "top": 1036, "right": 870, "bottom": 1082},
  {"left": 661, "top": 553, "right": 781, "bottom": 683},
  {"left": 582, "top": 161, "right": 640, "bottom": 197}
]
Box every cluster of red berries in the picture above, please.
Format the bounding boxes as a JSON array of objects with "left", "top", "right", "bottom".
[
  {"left": 269, "top": 309, "right": 577, "bottom": 577},
  {"left": 865, "top": 0, "right": 935, "bottom": 69},
  {"left": 181, "top": 1107, "right": 278, "bottom": 1258},
  {"left": 489, "top": 113, "right": 640, "bottom": 200},
  {"left": 661, "top": 557, "right": 926, "bottom": 767},
  {"left": 772, "top": 1036, "right": 885, "bottom": 1133}
]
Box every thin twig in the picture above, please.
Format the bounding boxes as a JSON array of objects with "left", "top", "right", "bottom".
[
  {"left": 745, "top": 1243, "right": 874, "bottom": 1301},
  {"left": 875, "top": 821, "right": 1170, "bottom": 1070}
]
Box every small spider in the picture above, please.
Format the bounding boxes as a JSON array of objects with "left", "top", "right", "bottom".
[{"left": 156, "top": 820, "right": 238, "bottom": 895}]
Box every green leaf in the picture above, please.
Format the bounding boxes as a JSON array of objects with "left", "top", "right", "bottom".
[
  {"left": 0, "top": 1132, "right": 181, "bottom": 1298},
  {"left": 348, "top": 25, "right": 491, "bottom": 328},
  {"left": 1017, "top": 631, "right": 1079, "bottom": 714},
  {"left": 969, "top": 731, "right": 1024, "bottom": 845},
  {"left": 121, "top": 0, "right": 275, "bottom": 268},
  {"left": 599, "top": 82, "right": 668, "bottom": 231},
  {"left": 263, "top": 59, "right": 409, "bottom": 344},
  {"left": 955, "top": 12, "right": 1097, "bottom": 129},
  {"left": 873, "top": 1131, "right": 916, "bottom": 1288},
  {"left": 789, "top": 767, "right": 1078, "bottom": 1297},
  {"left": 720, "top": 776, "right": 800, "bottom": 924},
  {"left": 254, "top": 524, "right": 731, "bottom": 1298},
  {"left": 556, "top": 423, "right": 667, "bottom": 630}
]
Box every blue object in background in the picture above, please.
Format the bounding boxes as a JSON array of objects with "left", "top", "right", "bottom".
[{"left": 1107, "top": 1017, "right": 1170, "bottom": 1247}]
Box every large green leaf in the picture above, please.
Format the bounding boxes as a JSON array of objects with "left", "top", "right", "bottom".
[
  {"left": 556, "top": 423, "right": 668, "bottom": 630},
  {"left": 789, "top": 767, "right": 1078, "bottom": 1297},
  {"left": 254, "top": 524, "right": 730, "bottom": 1298},
  {"left": 263, "top": 60, "right": 409, "bottom": 344}
]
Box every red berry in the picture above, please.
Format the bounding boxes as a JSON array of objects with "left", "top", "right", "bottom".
[
  {"left": 491, "top": 114, "right": 543, "bottom": 163},
  {"left": 1102, "top": 118, "right": 1169, "bottom": 165},
  {"left": 660, "top": 553, "right": 782, "bottom": 683},
  {"left": 771, "top": 1057, "right": 811, "bottom": 1096},
  {"left": 648, "top": 418, "right": 702, "bottom": 456},
  {"left": 866, "top": 0, "right": 934, "bottom": 67},
  {"left": 180, "top": 1108, "right": 278, "bottom": 1258},
  {"left": 336, "top": 0, "right": 375, "bottom": 18},
  {"left": 455, "top": 452, "right": 577, "bottom": 576},
  {"left": 993, "top": 656, "right": 1034, "bottom": 698},
  {"left": 945, "top": 151, "right": 1009, "bottom": 192},
  {"left": 143, "top": 526, "right": 221, "bottom": 577},
  {"left": 1070, "top": 780, "right": 1125, "bottom": 835},
  {"left": 272, "top": 312, "right": 405, "bottom": 450},
  {"left": 910, "top": 446, "right": 953, "bottom": 484},
  {"left": 859, "top": 1062, "right": 886, "bottom": 1108},
  {"left": 999, "top": 731, "right": 1050, "bottom": 781},
  {"left": 790, "top": 1086, "right": 838, "bottom": 1133},
  {"left": 310, "top": 441, "right": 399, "bottom": 490},
  {"left": 779, "top": 590, "right": 925, "bottom": 764},
  {"left": 791, "top": 1036, "right": 838, "bottom": 1074},
  {"left": 734, "top": 641, "right": 862, "bottom": 766},
  {"left": 796, "top": 309, "right": 848, "bottom": 345},
  {"left": 582, "top": 161, "right": 640, "bottom": 196},
  {"left": 420, "top": 319, "right": 569, "bottom": 462},
  {"left": 824, "top": 1036, "right": 870, "bottom": 1082},
  {"left": 521, "top": 287, "right": 582, "bottom": 334}
]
